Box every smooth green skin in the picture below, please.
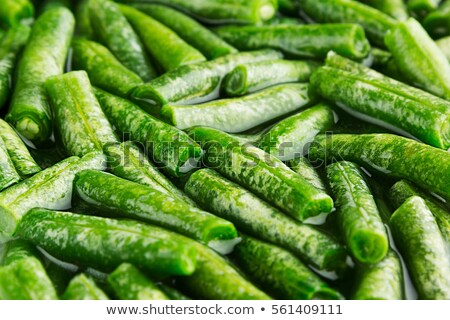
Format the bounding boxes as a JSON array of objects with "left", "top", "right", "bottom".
[
  {"left": 130, "top": 49, "right": 282, "bottom": 111},
  {"left": 385, "top": 18, "right": 450, "bottom": 100},
  {"left": 436, "top": 36, "right": 450, "bottom": 61},
  {"left": 15, "top": 208, "right": 198, "bottom": 276},
  {"left": 161, "top": 83, "right": 311, "bottom": 133},
  {"left": 104, "top": 141, "right": 195, "bottom": 206},
  {"left": 300, "top": 0, "right": 396, "bottom": 47},
  {"left": 0, "top": 152, "right": 106, "bottom": 241},
  {"left": 185, "top": 169, "right": 347, "bottom": 274},
  {"left": 120, "top": 5, "right": 206, "bottom": 72},
  {"left": 390, "top": 196, "right": 450, "bottom": 300},
  {"left": 359, "top": 0, "right": 408, "bottom": 21},
  {"left": 132, "top": 4, "right": 237, "bottom": 60},
  {"left": 0, "top": 137, "right": 21, "bottom": 192},
  {"left": 89, "top": 0, "right": 157, "bottom": 81},
  {"left": 71, "top": 39, "right": 143, "bottom": 98},
  {"left": 311, "top": 53, "right": 450, "bottom": 149},
  {"left": 223, "top": 59, "right": 319, "bottom": 97},
  {"left": 188, "top": 127, "right": 334, "bottom": 222},
  {"left": 1, "top": 239, "right": 37, "bottom": 266},
  {"left": 94, "top": 88, "right": 203, "bottom": 177},
  {"left": 259, "top": 103, "right": 335, "bottom": 161},
  {"left": 389, "top": 180, "right": 450, "bottom": 244},
  {"left": 352, "top": 250, "right": 404, "bottom": 300},
  {"left": 233, "top": 235, "right": 342, "bottom": 300},
  {"left": 73, "top": 170, "right": 237, "bottom": 244},
  {"left": 178, "top": 241, "right": 270, "bottom": 300},
  {"left": 39, "top": 0, "right": 73, "bottom": 12},
  {"left": 6, "top": 7, "right": 74, "bottom": 144},
  {"left": 288, "top": 157, "right": 328, "bottom": 193},
  {"left": 263, "top": 16, "right": 304, "bottom": 26},
  {"left": 108, "top": 263, "right": 168, "bottom": 300},
  {"left": 408, "top": 0, "right": 440, "bottom": 18},
  {"left": 214, "top": 24, "right": 370, "bottom": 60},
  {"left": 0, "top": 25, "right": 30, "bottom": 109},
  {"left": 75, "top": 0, "right": 94, "bottom": 39},
  {"left": 308, "top": 134, "right": 450, "bottom": 202},
  {"left": 0, "top": 0, "right": 34, "bottom": 27},
  {"left": 61, "top": 274, "right": 109, "bottom": 300},
  {"left": 45, "top": 71, "right": 118, "bottom": 157},
  {"left": 116, "top": 0, "right": 277, "bottom": 24},
  {"left": 423, "top": 0, "right": 450, "bottom": 38},
  {"left": 0, "top": 118, "right": 41, "bottom": 177},
  {"left": 326, "top": 161, "right": 388, "bottom": 264}
]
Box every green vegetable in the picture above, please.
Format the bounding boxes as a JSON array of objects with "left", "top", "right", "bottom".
[
  {"left": 358, "top": 0, "right": 408, "bottom": 21},
  {"left": 310, "top": 52, "right": 450, "bottom": 149},
  {"left": 389, "top": 180, "right": 450, "bottom": 244},
  {"left": 259, "top": 103, "right": 335, "bottom": 161},
  {"left": 130, "top": 49, "right": 282, "bottom": 112},
  {"left": 131, "top": 4, "right": 237, "bottom": 59},
  {"left": 158, "top": 284, "right": 190, "bottom": 300},
  {"left": 326, "top": 161, "right": 388, "bottom": 264},
  {"left": 0, "top": 137, "right": 21, "bottom": 192},
  {"left": 120, "top": 5, "right": 206, "bottom": 72},
  {"left": 278, "top": 0, "right": 299, "bottom": 16},
  {"left": 288, "top": 157, "right": 327, "bottom": 193},
  {"left": 6, "top": 7, "right": 74, "bottom": 144},
  {"left": 214, "top": 24, "right": 370, "bottom": 59},
  {"left": 161, "top": 83, "right": 311, "bottom": 133},
  {"left": 73, "top": 170, "right": 238, "bottom": 247},
  {"left": 0, "top": 118, "right": 41, "bottom": 177},
  {"left": 423, "top": 0, "right": 450, "bottom": 38},
  {"left": 300, "top": 0, "right": 396, "bottom": 47},
  {"left": 61, "top": 274, "right": 109, "bottom": 300},
  {"left": 45, "top": 70, "right": 118, "bottom": 157},
  {"left": 117, "top": 0, "right": 277, "bottom": 25},
  {"left": 185, "top": 169, "right": 347, "bottom": 274},
  {"left": 75, "top": 0, "right": 94, "bottom": 39},
  {"left": 0, "top": 240, "right": 57, "bottom": 300},
  {"left": 233, "top": 235, "right": 343, "bottom": 299},
  {"left": 89, "top": 0, "right": 157, "bottom": 81},
  {"left": 389, "top": 196, "right": 450, "bottom": 299},
  {"left": 15, "top": 208, "right": 198, "bottom": 276},
  {"left": 436, "top": 36, "right": 450, "bottom": 61},
  {"left": 408, "top": 0, "right": 440, "bottom": 19},
  {"left": 309, "top": 134, "right": 450, "bottom": 202},
  {"left": 188, "top": 127, "right": 334, "bottom": 222},
  {"left": 71, "top": 39, "right": 143, "bottom": 98},
  {"left": 94, "top": 88, "right": 202, "bottom": 177},
  {"left": 264, "top": 15, "right": 304, "bottom": 26},
  {"left": 385, "top": 18, "right": 450, "bottom": 100},
  {"left": 352, "top": 250, "right": 404, "bottom": 300},
  {"left": 104, "top": 141, "right": 195, "bottom": 205},
  {"left": 178, "top": 241, "right": 270, "bottom": 300},
  {"left": 0, "top": 25, "right": 30, "bottom": 109},
  {"left": 0, "top": 0, "right": 34, "bottom": 27},
  {"left": 0, "top": 152, "right": 106, "bottom": 241},
  {"left": 108, "top": 263, "right": 168, "bottom": 300},
  {"left": 39, "top": 0, "right": 73, "bottom": 12},
  {"left": 223, "top": 59, "right": 318, "bottom": 97}
]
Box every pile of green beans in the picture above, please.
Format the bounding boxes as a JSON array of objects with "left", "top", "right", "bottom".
[{"left": 0, "top": 0, "right": 449, "bottom": 301}]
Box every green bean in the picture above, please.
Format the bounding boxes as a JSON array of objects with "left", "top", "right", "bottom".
[
  {"left": 408, "top": 0, "right": 441, "bottom": 19},
  {"left": 131, "top": 4, "right": 237, "bottom": 60},
  {"left": 188, "top": 127, "right": 334, "bottom": 221},
  {"left": 310, "top": 52, "right": 450, "bottom": 149},
  {"left": 259, "top": 103, "right": 335, "bottom": 161},
  {"left": 358, "top": 0, "right": 408, "bottom": 21},
  {"left": 185, "top": 169, "right": 348, "bottom": 275},
  {"left": 278, "top": 0, "right": 299, "bottom": 16},
  {"left": 0, "top": 0, "right": 34, "bottom": 27},
  {"left": 385, "top": 18, "right": 450, "bottom": 100},
  {"left": 108, "top": 263, "right": 168, "bottom": 300},
  {"left": 94, "top": 88, "right": 203, "bottom": 177},
  {"left": 75, "top": 0, "right": 94, "bottom": 39},
  {"left": 233, "top": 235, "right": 343, "bottom": 299},
  {"left": 15, "top": 208, "right": 198, "bottom": 276},
  {"left": 130, "top": 49, "right": 282, "bottom": 112},
  {"left": 436, "top": 36, "right": 450, "bottom": 61},
  {"left": 223, "top": 59, "right": 319, "bottom": 97},
  {"left": 5, "top": 7, "right": 74, "bottom": 144},
  {"left": 161, "top": 83, "right": 311, "bottom": 133},
  {"left": 39, "top": 0, "right": 73, "bottom": 12},
  {"left": 61, "top": 274, "right": 109, "bottom": 300},
  {"left": 288, "top": 157, "right": 328, "bottom": 193},
  {"left": 0, "top": 137, "right": 21, "bottom": 192},
  {"left": 45, "top": 70, "right": 118, "bottom": 157},
  {"left": 389, "top": 196, "right": 450, "bottom": 299},
  {"left": 158, "top": 284, "right": 190, "bottom": 300},
  {"left": 423, "top": 0, "right": 450, "bottom": 37},
  {"left": 71, "top": 39, "right": 143, "bottom": 98},
  {"left": 119, "top": 5, "right": 206, "bottom": 72},
  {"left": 89, "top": 0, "right": 157, "bottom": 81},
  {"left": 214, "top": 24, "right": 371, "bottom": 59}
]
